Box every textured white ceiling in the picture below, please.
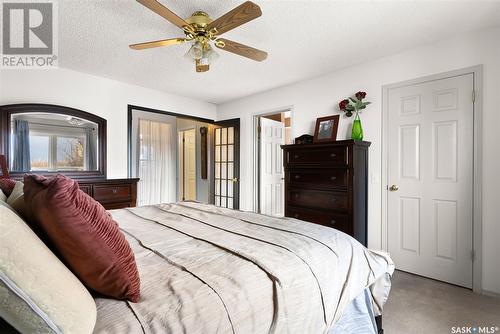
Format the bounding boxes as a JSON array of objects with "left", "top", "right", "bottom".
[{"left": 59, "top": 0, "right": 500, "bottom": 104}]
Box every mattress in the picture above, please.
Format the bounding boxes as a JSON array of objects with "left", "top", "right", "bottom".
[{"left": 93, "top": 202, "right": 394, "bottom": 333}]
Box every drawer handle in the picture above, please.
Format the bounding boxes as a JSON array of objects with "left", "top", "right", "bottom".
[
  {"left": 294, "top": 194, "right": 300, "bottom": 199},
  {"left": 294, "top": 154, "right": 299, "bottom": 159},
  {"left": 294, "top": 175, "right": 301, "bottom": 179},
  {"left": 112, "top": 189, "right": 118, "bottom": 194},
  {"left": 330, "top": 153, "right": 337, "bottom": 158},
  {"left": 330, "top": 197, "right": 337, "bottom": 203},
  {"left": 330, "top": 220, "right": 336, "bottom": 225},
  {"left": 330, "top": 176, "right": 337, "bottom": 181}
]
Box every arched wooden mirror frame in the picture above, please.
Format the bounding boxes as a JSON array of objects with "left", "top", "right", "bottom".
[{"left": 0, "top": 103, "right": 107, "bottom": 179}]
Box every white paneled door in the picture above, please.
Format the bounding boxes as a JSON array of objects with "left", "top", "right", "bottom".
[
  {"left": 387, "top": 74, "right": 474, "bottom": 288},
  {"left": 181, "top": 129, "right": 196, "bottom": 201},
  {"left": 260, "top": 117, "right": 285, "bottom": 216}
]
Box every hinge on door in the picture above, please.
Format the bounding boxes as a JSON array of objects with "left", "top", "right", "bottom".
[
  {"left": 471, "top": 249, "right": 476, "bottom": 262},
  {"left": 472, "top": 90, "right": 476, "bottom": 103}
]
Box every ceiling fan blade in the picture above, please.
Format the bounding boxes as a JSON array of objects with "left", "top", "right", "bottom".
[
  {"left": 136, "top": 0, "right": 189, "bottom": 30},
  {"left": 207, "top": 1, "right": 262, "bottom": 36},
  {"left": 129, "top": 38, "right": 186, "bottom": 50},
  {"left": 215, "top": 38, "right": 267, "bottom": 62}
]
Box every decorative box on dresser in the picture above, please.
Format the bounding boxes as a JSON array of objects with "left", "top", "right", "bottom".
[
  {"left": 281, "top": 140, "right": 370, "bottom": 246},
  {"left": 78, "top": 178, "right": 139, "bottom": 210}
]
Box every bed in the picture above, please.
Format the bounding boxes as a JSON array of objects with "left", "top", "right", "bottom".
[{"left": 92, "top": 202, "right": 394, "bottom": 334}]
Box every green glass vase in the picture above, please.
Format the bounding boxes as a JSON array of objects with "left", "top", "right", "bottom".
[{"left": 351, "top": 112, "right": 364, "bottom": 141}]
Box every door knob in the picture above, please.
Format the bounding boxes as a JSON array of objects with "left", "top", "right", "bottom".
[
  {"left": 231, "top": 178, "right": 239, "bottom": 183},
  {"left": 389, "top": 185, "right": 399, "bottom": 191}
]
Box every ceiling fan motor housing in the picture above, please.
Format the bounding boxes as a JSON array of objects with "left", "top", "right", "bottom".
[{"left": 186, "top": 11, "right": 213, "bottom": 30}]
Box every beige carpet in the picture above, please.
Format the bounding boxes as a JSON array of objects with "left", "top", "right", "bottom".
[{"left": 384, "top": 270, "right": 500, "bottom": 333}]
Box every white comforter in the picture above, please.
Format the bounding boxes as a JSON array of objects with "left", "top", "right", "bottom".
[{"left": 93, "top": 202, "right": 394, "bottom": 334}]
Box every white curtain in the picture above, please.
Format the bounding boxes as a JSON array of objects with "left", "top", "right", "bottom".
[{"left": 137, "top": 119, "right": 176, "bottom": 206}]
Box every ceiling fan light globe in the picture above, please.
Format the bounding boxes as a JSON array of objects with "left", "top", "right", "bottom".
[
  {"left": 193, "top": 42, "right": 203, "bottom": 59},
  {"left": 185, "top": 41, "right": 203, "bottom": 60},
  {"left": 206, "top": 47, "right": 220, "bottom": 63}
]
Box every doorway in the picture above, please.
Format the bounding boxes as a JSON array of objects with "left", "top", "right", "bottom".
[
  {"left": 179, "top": 129, "right": 197, "bottom": 201},
  {"left": 254, "top": 110, "right": 292, "bottom": 216},
  {"left": 128, "top": 105, "right": 215, "bottom": 206},
  {"left": 382, "top": 67, "right": 483, "bottom": 290}
]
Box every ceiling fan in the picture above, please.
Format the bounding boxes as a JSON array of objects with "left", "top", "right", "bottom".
[{"left": 130, "top": 0, "right": 268, "bottom": 72}]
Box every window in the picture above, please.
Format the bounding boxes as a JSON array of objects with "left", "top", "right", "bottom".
[
  {"left": 29, "top": 135, "right": 50, "bottom": 169},
  {"left": 29, "top": 131, "right": 86, "bottom": 171},
  {"left": 57, "top": 136, "right": 85, "bottom": 169}
]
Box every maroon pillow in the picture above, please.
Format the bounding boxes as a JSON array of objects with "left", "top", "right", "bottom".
[
  {"left": 24, "top": 174, "right": 140, "bottom": 302},
  {"left": 0, "top": 178, "right": 16, "bottom": 197}
]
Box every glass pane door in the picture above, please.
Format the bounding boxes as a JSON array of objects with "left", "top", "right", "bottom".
[{"left": 213, "top": 119, "right": 239, "bottom": 209}]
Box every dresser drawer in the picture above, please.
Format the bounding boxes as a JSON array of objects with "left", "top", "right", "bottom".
[
  {"left": 93, "top": 185, "right": 131, "bottom": 202},
  {"left": 287, "top": 206, "right": 350, "bottom": 232},
  {"left": 285, "top": 146, "right": 347, "bottom": 166},
  {"left": 79, "top": 185, "right": 92, "bottom": 195},
  {"left": 288, "top": 169, "right": 348, "bottom": 190},
  {"left": 288, "top": 188, "right": 349, "bottom": 211}
]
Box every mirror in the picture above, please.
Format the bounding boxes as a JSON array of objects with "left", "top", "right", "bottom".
[
  {"left": 0, "top": 104, "right": 107, "bottom": 178},
  {"left": 10, "top": 113, "right": 99, "bottom": 172}
]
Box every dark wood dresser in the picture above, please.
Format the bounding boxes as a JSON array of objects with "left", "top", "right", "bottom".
[
  {"left": 78, "top": 178, "right": 139, "bottom": 210},
  {"left": 282, "top": 140, "right": 370, "bottom": 246}
]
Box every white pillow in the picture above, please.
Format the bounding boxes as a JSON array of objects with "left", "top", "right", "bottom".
[
  {"left": 5, "top": 181, "right": 31, "bottom": 221},
  {"left": 0, "top": 189, "right": 6, "bottom": 203},
  {"left": 6, "top": 181, "right": 23, "bottom": 206},
  {"left": 0, "top": 204, "right": 97, "bottom": 334}
]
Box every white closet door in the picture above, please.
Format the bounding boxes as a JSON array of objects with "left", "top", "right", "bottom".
[
  {"left": 387, "top": 74, "right": 474, "bottom": 288},
  {"left": 183, "top": 129, "right": 197, "bottom": 201},
  {"left": 259, "top": 117, "right": 285, "bottom": 217}
]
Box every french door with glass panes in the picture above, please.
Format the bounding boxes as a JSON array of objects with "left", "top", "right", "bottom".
[{"left": 213, "top": 119, "right": 240, "bottom": 209}]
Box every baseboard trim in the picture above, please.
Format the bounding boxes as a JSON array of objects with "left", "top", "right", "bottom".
[{"left": 481, "top": 289, "right": 500, "bottom": 298}]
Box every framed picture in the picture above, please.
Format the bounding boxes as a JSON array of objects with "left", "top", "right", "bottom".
[{"left": 313, "top": 115, "right": 340, "bottom": 143}]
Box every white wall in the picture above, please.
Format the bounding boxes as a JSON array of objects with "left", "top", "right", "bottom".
[
  {"left": 0, "top": 68, "right": 217, "bottom": 178},
  {"left": 217, "top": 27, "right": 500, "bottom": 295}
]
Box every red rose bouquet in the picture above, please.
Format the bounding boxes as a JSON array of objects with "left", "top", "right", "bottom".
[{"left": 338, "top": 91, "right": 371, "bottom": 117}]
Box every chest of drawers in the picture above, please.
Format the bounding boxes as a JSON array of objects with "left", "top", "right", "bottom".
[
  {"left": 282, "top": 140, "right": 370, "bottom": 246},
  {"left": 78, "top": 178, "right": 139, "bottom": 210}
]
